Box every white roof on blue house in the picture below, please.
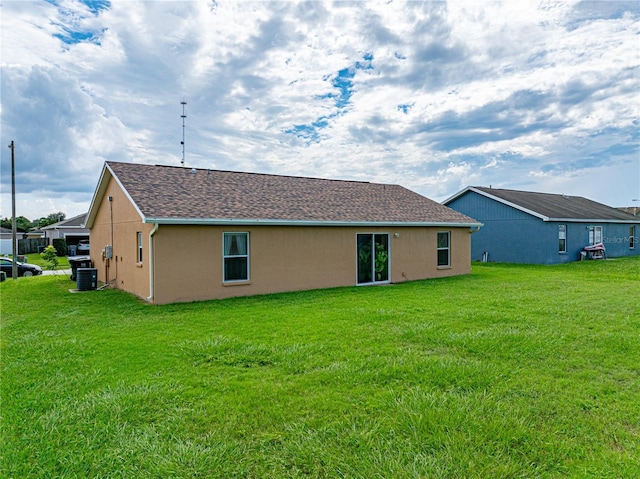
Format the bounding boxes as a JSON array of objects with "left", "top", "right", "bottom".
[{"left": 444, "top": 187, "right": 640, "bottom": 224}]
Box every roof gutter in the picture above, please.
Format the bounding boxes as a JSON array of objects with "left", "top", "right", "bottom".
[
  {"left": 142, "top": 217, "right": 483, "bottom": 228},
  {"left": 146, "top": 223, "right": 159, "bottom": 303}
]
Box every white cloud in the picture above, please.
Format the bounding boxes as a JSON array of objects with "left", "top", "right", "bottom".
[{"left": 1, "top": 0, "right": 639, "bottom": 221}]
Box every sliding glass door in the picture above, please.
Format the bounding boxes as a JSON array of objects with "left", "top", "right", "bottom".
[{"left": 357, "top": 233, "right": 389, "bottom": 285}]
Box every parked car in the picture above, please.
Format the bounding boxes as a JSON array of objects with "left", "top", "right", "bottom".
[
  {"left": 0, "top": 258, "right": 43, "bottom": 277},
  {"left": 77, "top": 240, "right": 90, "bottom": 253}
]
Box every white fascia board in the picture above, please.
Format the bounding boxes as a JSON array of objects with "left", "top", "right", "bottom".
[
  {"left": 467, "top": 187, "right": 550, "bottom": 221},
  {"left": 143, "top": 217, "right": 483, "bottom": 228},
  {"left": 84, "top": 163, "right": 145, "bottom": 229},
  {"left": 83, "top": 163, "right": 111, "bottom": 228},
  {"left": 441, "top": 186, "right": 473, "bottom": 205},
  {"left": 547, "top": 218, "right": 640, "bottom": 224},
  {"left": 107, "top": 165, "right": 146, "bottom": 222},
  {"left": 44, "top": 225, "right": 83, "bottom": 230}
]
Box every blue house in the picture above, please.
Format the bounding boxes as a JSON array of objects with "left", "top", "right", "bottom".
[{"left": 444, "top": 186, "right": 640, "bottom": 264}]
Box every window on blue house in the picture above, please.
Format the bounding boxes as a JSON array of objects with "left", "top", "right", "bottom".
[
  {"left": 588, "top": 226, "right": 602, "bottom": 245},
  {"left": 631, "top": 226, "right": 636, "bottom": 249},
  {"left": 558, "top": 225, "right": 566, "bottom": 253},
  {"left": 223, "top": 232, "right": 249, "bottom": 282}
]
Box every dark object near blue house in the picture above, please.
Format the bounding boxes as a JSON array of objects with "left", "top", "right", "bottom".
[{"left": 444, "top": 187, "right": 640, "bottom": 264}]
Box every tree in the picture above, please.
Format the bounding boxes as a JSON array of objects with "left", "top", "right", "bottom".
[
  {"left": 16, "top": 216, "right": 33, "bottom": 231},
  {"left": 1, "top": 216, "right": 33, "bottom": 232},
  {"left": 40, "top": 245, "right": 59, "bottom": 271},
  {"left": 39, "top": 212, "right": 66, "bottom": 228},
  {"left": 1, "top": 212, "right": 66, "bottom": 231}
]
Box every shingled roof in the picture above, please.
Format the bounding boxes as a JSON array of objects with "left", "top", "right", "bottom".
[
  {"left": 41, "top": 213, "right": 88, "bottom": 230},
  {"left": 445, "top": 186, "right": 640, "bottom": 223},
  {"left": 86, "top": 162, "right": 480, "bottom": 227}
]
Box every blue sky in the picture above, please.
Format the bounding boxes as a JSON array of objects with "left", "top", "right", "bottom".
[{"left": 1, "top": 0, "right": 639, "bottom": 220}]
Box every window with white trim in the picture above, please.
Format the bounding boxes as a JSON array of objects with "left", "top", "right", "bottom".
[
  {"left": 630, "top": 226, "right": 636, "bottom": 249},
  {"left": 437, "top": 231, "right": 450, "bottom": 267},
  {"left": 223, "top": 232, "right": 249, "bottom": 282},
  {"left": 136, "top": 232, "right": 143, "bottom": 263},
  {"left": 588, "top": 226, "right": 602, "bottom": 245},
  {"left": 558, "top": 225, "right": 566, "bottom": 253}
]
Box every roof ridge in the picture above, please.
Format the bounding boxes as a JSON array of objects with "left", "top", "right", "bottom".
[{"left": 106, "top": 161, "right": 385, "bottom": 186}]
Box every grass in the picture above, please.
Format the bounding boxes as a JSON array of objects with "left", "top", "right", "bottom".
[
  {"left": 23, "top": 252, "right": 70, "bottom": 270},
  {"left": 1, "top": 258, "right": 639, "bottom": 478}
]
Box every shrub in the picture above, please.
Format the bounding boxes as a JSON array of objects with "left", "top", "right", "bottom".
[
  {"left": 52, "top": 238, "right": 67, "bottom": 256},
  {"left": 39, "top": 245, "right": 59, "bottom": 271}
]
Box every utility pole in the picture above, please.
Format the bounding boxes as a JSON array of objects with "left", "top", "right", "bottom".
[{"left": 9, "top": 140, "right": 17, "bottom": 279}]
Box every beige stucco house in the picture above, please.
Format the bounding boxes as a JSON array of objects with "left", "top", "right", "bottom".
[{"left": 85, "top": 162, "right": 481, "bottom": 304}]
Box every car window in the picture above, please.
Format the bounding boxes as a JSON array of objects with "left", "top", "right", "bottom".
[{"left": 1, "top": 258, "right": 24, "bottom": 265}]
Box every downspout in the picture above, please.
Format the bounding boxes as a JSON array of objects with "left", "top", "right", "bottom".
[{"left": 146, "top": 223, "right": 159, "bottom": 302}]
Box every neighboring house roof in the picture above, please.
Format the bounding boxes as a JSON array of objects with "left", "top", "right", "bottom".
[
  {"left": 444, "top": 186, "right": 640, "bottom": 223},
  {"left": 86, "top": 161, "right": 481, "bottom": 228},
  {"left": 0, "top": 226, "right": 32, "bottom": 236},
  {"left": 617, "top": 206, "right": 639, "bottom": 216},
  {"left": 25, "top": 229, "right": 44, "bottom": 237},
  {"left": 41, "top": 213, "right": 88, "bottom": 230}
]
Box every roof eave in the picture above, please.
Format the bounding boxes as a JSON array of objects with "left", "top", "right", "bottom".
[
  {"left": 85, "top": 162, "right": 145, "bottom": 229},
  {"left": 446, "top": 187, "right": 640, "bottom": 223},
  {"left": 84, "top": 163, "right": 111, "bottom": 229},
  {"left": 546, "top": 218, "right": 640, "bottom": 224},
  {"left": 469, "top": 187, "right": 551, "bottom": 220},
  {"left": 41, "top": 225, "right": 86, "bottom": 230},
  {"left": 442, "top": 186, "right": 474, "bottom": 205},
  {"left": 143, "top": 217, "right": 483, "bottom": 228}
]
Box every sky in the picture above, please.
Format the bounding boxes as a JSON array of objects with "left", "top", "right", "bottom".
[{"left": 1, "top": 0, "right": 639, "bottom": 222}]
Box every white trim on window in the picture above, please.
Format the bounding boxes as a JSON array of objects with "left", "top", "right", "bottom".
[
  {"left": 222, "top": 232, "right": 250, "bottom": 283},
  {"left": 558, "top": 224, "right": 567, "bottom": 254},
  {"left": 136, "top": 231, "right": 143, "bottom": 263},
  {"left": 588, "top": 226, "right": 602, "bottom": 245},
  {"left": 437, "top": 231, "right": 450, "bottom": 268}
]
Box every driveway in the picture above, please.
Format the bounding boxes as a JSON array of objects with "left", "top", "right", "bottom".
[{"left": 42, "top": 269, "right": 72, "bottom": 276}]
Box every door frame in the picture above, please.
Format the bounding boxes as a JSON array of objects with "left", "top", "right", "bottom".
[{"left": 356, "top": 232, "right": 390, "bottom": 285}]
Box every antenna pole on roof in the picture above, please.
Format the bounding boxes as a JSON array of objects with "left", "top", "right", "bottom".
[{"left": 180, "top": 99, "right": 187, "bottom": 166}]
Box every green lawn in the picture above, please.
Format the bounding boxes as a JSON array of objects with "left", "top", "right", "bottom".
[
  {"left": 23, "top": 252, "right": 71, "bottom": 270},
  {"left": 1, "top": 258, "right": 639, "bottom": 478}
]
